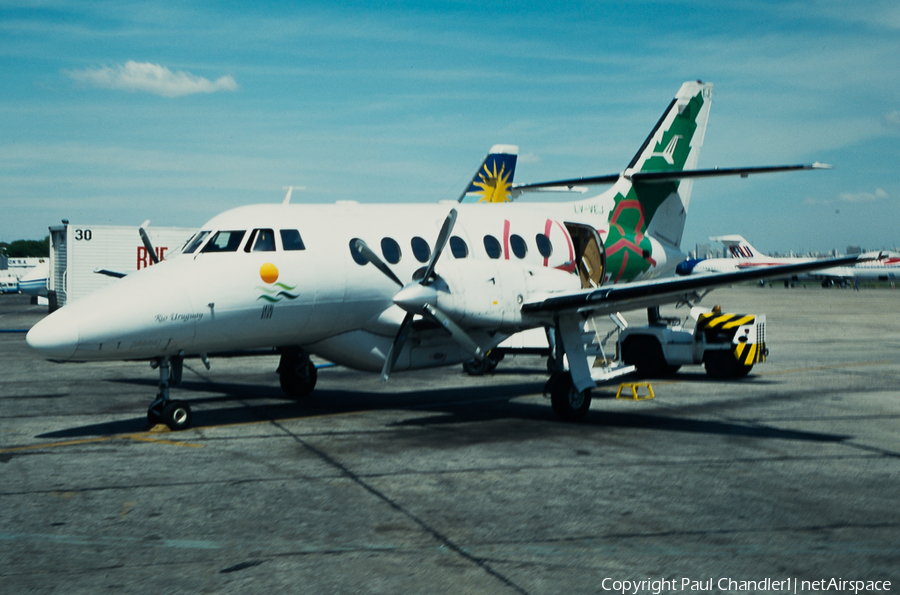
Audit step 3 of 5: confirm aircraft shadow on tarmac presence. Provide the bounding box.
[35,372,847,446]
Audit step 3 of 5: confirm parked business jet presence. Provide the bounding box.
[17,260,50,298]
[27,81,866,430]
[677,235,898,286]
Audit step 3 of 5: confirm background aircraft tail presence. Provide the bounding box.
[458,145,518,203]
[711,234,763,258]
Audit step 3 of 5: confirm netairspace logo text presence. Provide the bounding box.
[600,577,892,594]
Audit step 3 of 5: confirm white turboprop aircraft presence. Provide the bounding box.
[26,81,868,430]
[677,235,899,287]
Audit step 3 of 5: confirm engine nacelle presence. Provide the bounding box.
[430,259,581,331]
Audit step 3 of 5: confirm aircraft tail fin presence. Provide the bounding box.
[458,145,518,203]
[620,81,713,248]
[712,235,764,258]
[570,81,712,282]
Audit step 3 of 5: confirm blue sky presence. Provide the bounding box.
[3,0,899,254]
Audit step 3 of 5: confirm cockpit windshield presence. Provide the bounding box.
[201,230,247,253]
[182,231,211,254]
[244,229,276,252]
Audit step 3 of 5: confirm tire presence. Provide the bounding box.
[162,400,192,431]
[622,336,679,378]
[279,354,318,398]
[147,406,163,426]
[704,350,751,379]
[462,358,498,376]
[547,373,591,422]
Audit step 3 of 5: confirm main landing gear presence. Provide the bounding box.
[147,356,193,431]
[277,348,318,398]
[545,372,592,422]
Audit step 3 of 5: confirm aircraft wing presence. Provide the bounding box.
[521,254,866,320]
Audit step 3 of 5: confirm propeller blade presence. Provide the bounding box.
[421,303,484,361]
[420,209,457,284]
[353,239,404,287]
[139,226,160,265]
[381,311,415,383]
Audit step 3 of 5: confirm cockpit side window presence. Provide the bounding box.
[280,229,306,251]
[183,231,211,254]
[245,228,276,252]
[201,230,246,253]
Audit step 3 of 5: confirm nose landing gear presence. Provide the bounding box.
[147,356,193,431]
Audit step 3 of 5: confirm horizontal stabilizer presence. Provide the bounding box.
[511,162,830,195]
[628,162,831,183]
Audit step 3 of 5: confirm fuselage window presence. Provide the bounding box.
[202,230,246,253]
[535,233,553,258]
[449,236,468,259]
[349,238,367,265]
[410,236,431,263]
[510,234,527,259]
[483,235,502,259]
[280,229,306,251]
[381,237,401,264]
[244,229,276,252]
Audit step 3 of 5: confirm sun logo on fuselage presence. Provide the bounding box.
[257,263,299,303]
[260,263,279,284]
[474,162,512,203]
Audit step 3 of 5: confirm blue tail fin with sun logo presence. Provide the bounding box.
[458,145,518,203]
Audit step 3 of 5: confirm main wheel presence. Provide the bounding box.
[704,350,751,379]
[622,336,680,377]
[546,373,591,422]
[279,353,318,398]
[147,405,163,427]
[161,400,192,431]
[462,357,499,376]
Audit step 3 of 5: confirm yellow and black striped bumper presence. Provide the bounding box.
[734,341,766,365]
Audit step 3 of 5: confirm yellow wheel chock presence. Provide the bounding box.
[616,382,655,400]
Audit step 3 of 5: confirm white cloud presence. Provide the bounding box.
[885,111,900,129]
[839,188,888,203]
[66,61,238,97]
[804,188,889,206]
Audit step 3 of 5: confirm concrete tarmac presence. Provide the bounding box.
[1,288,898,594]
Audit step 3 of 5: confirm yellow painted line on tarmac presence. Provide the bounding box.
[0,436,119,454]
[0,410,372,454]
[0,430,204,454]
[125,433,205,448]
[205,409,371,432]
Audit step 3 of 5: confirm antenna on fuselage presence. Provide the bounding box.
[281,186,306,204]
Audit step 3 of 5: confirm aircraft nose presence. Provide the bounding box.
[675,258,702,276]
[26,311,79,360]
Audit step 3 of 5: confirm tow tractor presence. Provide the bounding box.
[618,305,767,379]
[470,304,767,383]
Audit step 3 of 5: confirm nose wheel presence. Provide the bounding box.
[147,356,193,431]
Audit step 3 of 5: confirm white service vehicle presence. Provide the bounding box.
[619,306,767,379]
[472,305,767,384]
